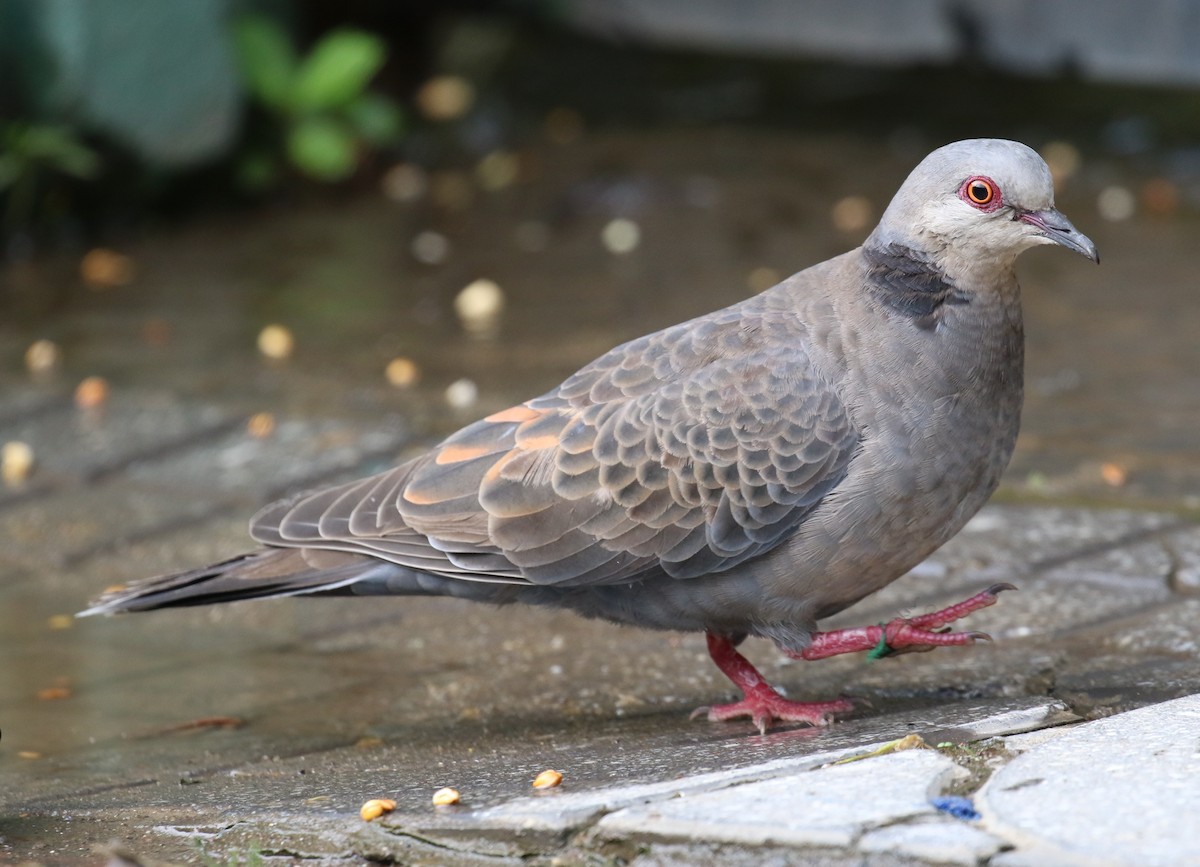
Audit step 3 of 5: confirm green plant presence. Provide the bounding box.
[0,122,100,230]
[233,14,403,185]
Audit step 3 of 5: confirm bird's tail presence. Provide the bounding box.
[78,547,396,616]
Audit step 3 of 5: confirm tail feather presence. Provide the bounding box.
[79,548,396,616]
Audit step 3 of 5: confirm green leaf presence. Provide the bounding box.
[286,116,357,180]
[233,15,298,110]
[12,125,100,178]
[344,93,404,146]
[292,29,385,111]
[0,155,19,191]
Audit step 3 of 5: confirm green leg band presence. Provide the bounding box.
[867,627,893,660]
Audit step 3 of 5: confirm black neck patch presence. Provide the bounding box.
[862,242,968,327]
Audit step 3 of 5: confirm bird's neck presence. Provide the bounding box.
[860,236,1022,321]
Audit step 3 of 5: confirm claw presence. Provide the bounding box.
[986,582,1018,595]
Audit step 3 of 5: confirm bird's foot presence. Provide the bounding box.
[798,582,1016,661]
[698,632,855,733]
[693,691,856,735]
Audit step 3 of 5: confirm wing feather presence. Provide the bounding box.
[248,296,860,590]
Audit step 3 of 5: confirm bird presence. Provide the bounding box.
[83,139,1098,733]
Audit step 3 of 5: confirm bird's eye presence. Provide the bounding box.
[964,177,997,207]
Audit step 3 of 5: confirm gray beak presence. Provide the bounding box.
[1019,208,1100,263]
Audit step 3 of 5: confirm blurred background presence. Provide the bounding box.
[2,2,1200,858]
[3,0,1200,508]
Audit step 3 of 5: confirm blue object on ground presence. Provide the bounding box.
[931,795,981,821]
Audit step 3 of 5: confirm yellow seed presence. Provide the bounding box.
[25,339,61,374]
[431,786,461,806]
[80,248,135,288]
[37,686,71,701]
[18,751,41,760]
[2,441,35,486]
[246,412,276,439]
[476,151,520,191]
[532,769,563,789]
[47,614,73,630]
[1100,462,1128,487]
[385,357,420,388]
[454,279,505,333]
[444,378,478,409]
[74,376,110,409]
[416,76,475,121]
[382,162,428,202]
[360,798,396,821]
[601,218,640,254]
[257,324,294,360]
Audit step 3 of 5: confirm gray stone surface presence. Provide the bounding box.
[980,694,1200,867]
[859,821,1005,865]
[595,749,959,848]
[3,126,1200,864]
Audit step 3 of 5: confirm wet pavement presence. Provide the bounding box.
[2,126,1199,864]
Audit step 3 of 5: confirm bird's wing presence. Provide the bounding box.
[251,305,861,586]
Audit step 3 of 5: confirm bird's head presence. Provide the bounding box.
[870,139,1098,268]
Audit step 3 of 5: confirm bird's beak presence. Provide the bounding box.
[1018,208,1099,263]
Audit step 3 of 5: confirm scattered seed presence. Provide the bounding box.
[432,787,461,806]
[385,357,420,388]
[476,151,520,191]
[24,339,60,374]
[416,76,475,121]
[75,376,110,410]
[47,614,73,630]
[1100,462,1128,487]
[454,279,505,333]
[532,769,563,789]
[257,324,294,361]
[18,751,41,760]
[360,798,396,821]
[37,686,71,701]
[246,412,276,439]
[2,441,35,486]
[382,162,428,202]
[80,248,135,289]
[601,218,641,254]
[1097,185,1135,221]
[411,230,450,265]
[445,378,478,409]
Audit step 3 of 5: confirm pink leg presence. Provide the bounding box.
[797,583,1016,662]
[696,583,1015,733]
[694,632,855,734]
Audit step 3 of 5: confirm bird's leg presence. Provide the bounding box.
[796,583,1016,662]
[694,632,855,734]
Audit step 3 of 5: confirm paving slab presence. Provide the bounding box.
[593,749,961,849]
[858,821,1006,866]
[979,694,1200,867]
